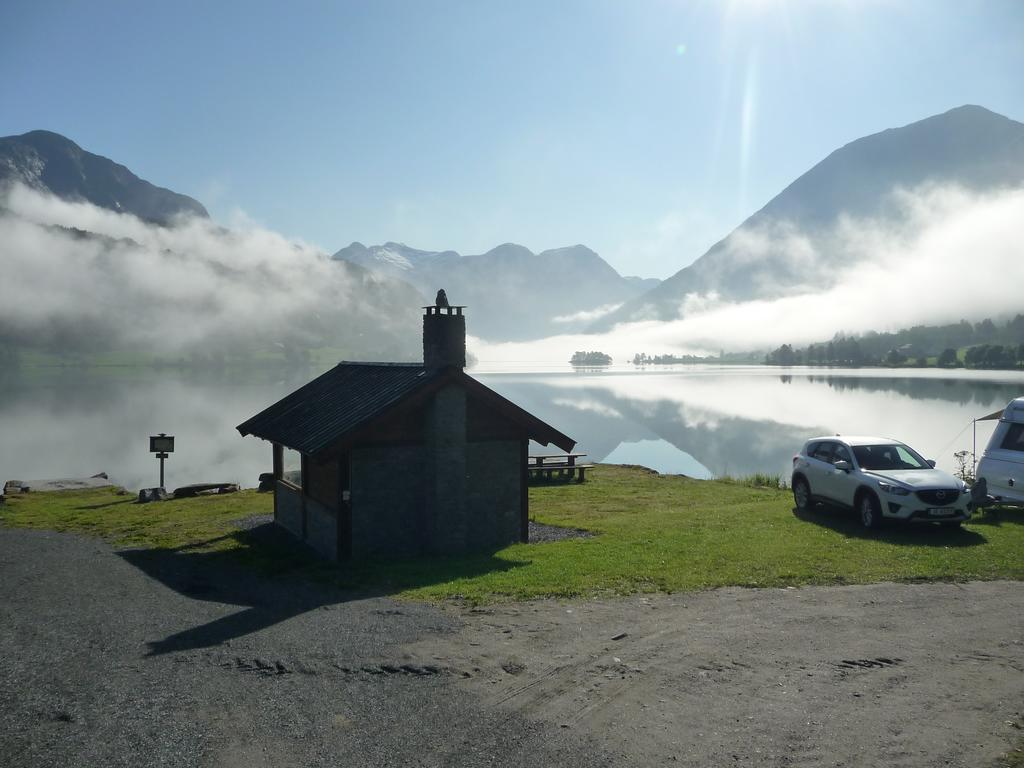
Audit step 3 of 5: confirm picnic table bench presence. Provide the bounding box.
[527,453,594,483]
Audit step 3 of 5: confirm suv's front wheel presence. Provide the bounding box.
[859,492,882,530]
[793,477,812,511]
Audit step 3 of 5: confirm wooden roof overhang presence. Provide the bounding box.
[237,363,576,460]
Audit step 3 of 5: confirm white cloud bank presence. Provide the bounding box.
[0,184,416,357]
[551,303,623,324]
[475,185,1024,363]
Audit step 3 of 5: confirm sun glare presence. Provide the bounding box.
[725,0,791,17]
[731,0,780,7]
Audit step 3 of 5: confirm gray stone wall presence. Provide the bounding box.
[271,383,526,561]
[275,482,303,539]
[305,497,338,560]
[466,440,522,549]
[350,444,427,559]
[426,385,467,554]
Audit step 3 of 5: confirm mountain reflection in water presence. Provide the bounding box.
[1,365,1021,490]
[479,366,1024,480]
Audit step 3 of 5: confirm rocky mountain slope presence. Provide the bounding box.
[0,130,208,225]
[593,105,1024,329]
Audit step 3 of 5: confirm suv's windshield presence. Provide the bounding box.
[853,444,930,471]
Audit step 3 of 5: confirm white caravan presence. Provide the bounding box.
[975,397,1024,506]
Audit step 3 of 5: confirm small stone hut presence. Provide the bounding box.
[237,301,575,560]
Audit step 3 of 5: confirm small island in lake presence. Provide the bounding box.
[633,352,710,365]
[570,351,612,367]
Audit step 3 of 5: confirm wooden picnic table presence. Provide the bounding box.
[527,453,594,483]
[530,452,587,467]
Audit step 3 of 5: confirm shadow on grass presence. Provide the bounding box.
[119,523,526,657]
[967,506,1024,527]
[792,504,986,547]
[75,499,134,511]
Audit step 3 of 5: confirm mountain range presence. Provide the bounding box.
[0,128,658,343]
[332,241,660,340]
[592,105,1024,330]
[3,103,1022,355]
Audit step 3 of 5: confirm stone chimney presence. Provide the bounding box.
[422,290,468,553]
[423,291,466,370]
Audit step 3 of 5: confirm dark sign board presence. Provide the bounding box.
[150,434,175,453]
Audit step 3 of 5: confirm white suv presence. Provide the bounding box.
[791,436,972,529]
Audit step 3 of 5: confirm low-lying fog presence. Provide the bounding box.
[478,185,1024,363]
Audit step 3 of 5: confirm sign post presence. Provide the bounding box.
[149,433,175,489]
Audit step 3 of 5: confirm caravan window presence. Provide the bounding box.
[1000,423,1024,453]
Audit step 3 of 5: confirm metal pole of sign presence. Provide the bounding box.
[158,452,168,488]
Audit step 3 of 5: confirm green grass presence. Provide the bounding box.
[716,471,785,489]
[2,466,1023,603]
[998,746,1024,768]
[995,720,1024,768]
[0,486,273,551]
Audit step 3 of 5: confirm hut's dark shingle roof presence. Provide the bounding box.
[236,363,435,456]
[236,362,575,455]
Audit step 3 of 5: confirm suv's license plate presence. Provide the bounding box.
[928,508,955,517]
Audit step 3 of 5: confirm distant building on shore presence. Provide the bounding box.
[237,296,575,560]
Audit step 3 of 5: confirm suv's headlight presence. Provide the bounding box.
[878,481,910,496]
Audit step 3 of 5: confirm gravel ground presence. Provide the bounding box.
[230,514,274,531]
[2,526,1022,767]
[527,521,594,543]
[0,527,611,768]
[410,585,1024,767]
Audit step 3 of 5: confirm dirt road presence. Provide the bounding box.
[1,526,1021,766]
[411,583,1024,766]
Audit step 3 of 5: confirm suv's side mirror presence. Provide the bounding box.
[834,460,852,472]
[927,459,936,468]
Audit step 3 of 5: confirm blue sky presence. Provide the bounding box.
[2,0,1022,278]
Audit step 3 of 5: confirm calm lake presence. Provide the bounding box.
[2,364,1022,491]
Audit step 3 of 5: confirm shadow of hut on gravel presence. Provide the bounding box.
[120,522,526,657]
[791,505,987,547]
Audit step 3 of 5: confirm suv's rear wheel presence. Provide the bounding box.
[859,492,882,530]
[793,477,812,511]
